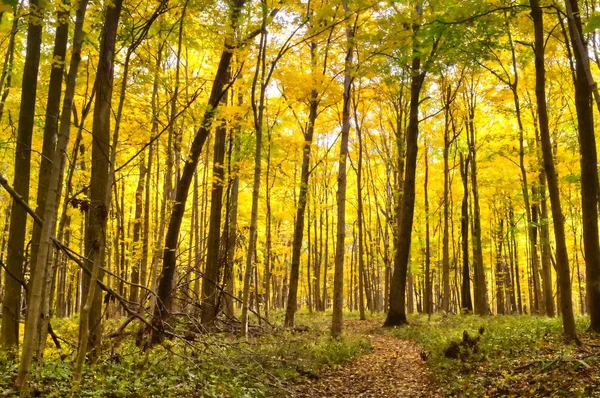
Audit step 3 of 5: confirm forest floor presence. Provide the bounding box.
[286,318,441,397]
[284,314,600,398]
[3,312,600,397]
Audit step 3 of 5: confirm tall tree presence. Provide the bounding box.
[153,0,247,340]
[460,152,472,312]
[241,1,268,336]
[73,0,124,382]
[201,70,229,327]
[1,0,44,349]
[563,0,600,333]
[284,34,320,326]
[465,76,487,316]
[384,4,434,326]
[530,0,577,339]
[331,0,354,338]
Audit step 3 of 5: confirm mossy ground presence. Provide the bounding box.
[388,314,600,397]
[0,310,370,397]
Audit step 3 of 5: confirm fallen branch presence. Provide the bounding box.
[515,354,600,372]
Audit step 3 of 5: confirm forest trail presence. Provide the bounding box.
[287,319,441,397]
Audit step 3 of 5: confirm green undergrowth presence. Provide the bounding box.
[389,314,600,397]
[0,310,370,397]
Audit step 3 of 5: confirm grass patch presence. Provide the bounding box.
[0,311,370,397]
[388,314,600,397]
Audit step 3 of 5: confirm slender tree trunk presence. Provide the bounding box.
[531,0,577,339]
[200,71,229,328]
[17,3,74,383]
[74,0,123,381]
[29,5,69,289]
[504,18,542,314]
[331,0,354,338]
[538,166,554,316]
[356,107,366,320]
[441,86,453,313]
[241,10,268,335]
[284,57,318,327]
[322,195,329,310]
[460,153,472,312]
[563,0,600,334]
[495,218,505,314]
[263,127,273,320]
[509,207,523,314]
[153,0,246,341]
[141,141,153,296]
[466,82,487,316]
[424,140,432,315]
[1,0,43,349]
[384,20,427,326]
[129,155,146,306]
[224,106,240,318]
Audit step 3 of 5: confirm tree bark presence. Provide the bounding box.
[29,5,68,287]
[331,0,354,338]
[384,23,426,326]
[152,0,246,341]
[199,71,229,328]
[460,152,472,312]
[424,139,432,315]
[531,0,577,340]
[241,7,269,335]
[284,45,318,327]
[563,0,600,334]
[465,80,487,316]
[74,0,123,381]
[1,0,43,349]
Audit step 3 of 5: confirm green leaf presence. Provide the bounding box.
[585,14,600,33]
[0,0,16,14]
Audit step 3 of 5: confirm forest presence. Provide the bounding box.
[1,0,600,396]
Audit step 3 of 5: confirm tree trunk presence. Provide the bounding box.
[224,108,240,318]
[200,71,229,328]
[17,3,74,383]
[424,140,432,315]
[384,22,426,326]
[465,81,487,316]
[152,0,246,341]
[495,218,505,314]
[563,0,600,334]
[356,102,366,321]
[241,10,269,335]
[538,165,554,316]
[460,152,472,312]
[532,0,577,340]
[130,155,146,306]
[331,0,354,338]
[74,0,123,381]
[1,0,43,349]
[284,47,318,326]
[29,5,69,290]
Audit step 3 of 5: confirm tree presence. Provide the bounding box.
[460,152,472,312]
[1,0,44,350]
[153,0,247,340]
[331,0,354,338]
[384,3,437,326]
[284,11,324,327]
[74,0,124,382]
[563,0,600,333]
[530,0,576,340]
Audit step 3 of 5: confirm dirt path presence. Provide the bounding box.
[288,319,441,398]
